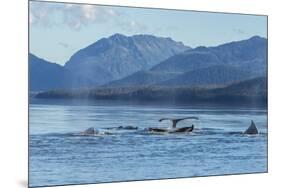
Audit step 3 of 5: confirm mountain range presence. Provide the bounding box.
[107,36,267,87]
[29,54,71,91]
[29,34,267,92]
[30,34,190,90]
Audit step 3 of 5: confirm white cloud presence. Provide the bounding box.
[29,2,59,27]
[30,1,151,33]
[30,2,117,30]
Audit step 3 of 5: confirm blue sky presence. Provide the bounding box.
[29,1,267,65]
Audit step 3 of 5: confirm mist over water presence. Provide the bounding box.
[29,99,267,187]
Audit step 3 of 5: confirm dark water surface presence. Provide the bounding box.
[29,99,267,187]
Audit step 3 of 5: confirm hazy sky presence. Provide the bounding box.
[29,1,267,65]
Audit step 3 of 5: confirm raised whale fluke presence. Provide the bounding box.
[159,117,199,128]
[244,120,258,135]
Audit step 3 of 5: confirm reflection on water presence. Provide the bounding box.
[29,99,267,187]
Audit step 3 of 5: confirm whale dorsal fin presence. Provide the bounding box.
[244,120,258,135]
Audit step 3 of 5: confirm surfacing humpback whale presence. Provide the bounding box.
[80,127,98,135]
[79,127,112,136]
[159,117,199,128]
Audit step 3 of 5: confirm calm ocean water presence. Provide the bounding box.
[29,99,267,187]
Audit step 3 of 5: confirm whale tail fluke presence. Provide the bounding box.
[244,120,258,135]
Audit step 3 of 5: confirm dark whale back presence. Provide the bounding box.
[81,127,97,135]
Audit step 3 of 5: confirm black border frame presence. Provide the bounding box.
[28,0,269,187]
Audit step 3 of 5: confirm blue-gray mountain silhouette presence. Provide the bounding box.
[63,33,190,87]
[30,34,189,91]
[107,36,267,87]
[151,36,266,73]
[29,54,71,91]
[29,35,267,91]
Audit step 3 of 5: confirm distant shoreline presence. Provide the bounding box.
[32,77,267,107]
